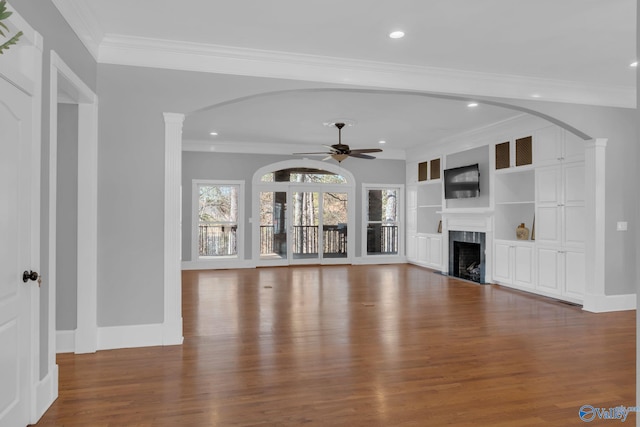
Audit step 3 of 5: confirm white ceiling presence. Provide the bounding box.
[53,0,637,158]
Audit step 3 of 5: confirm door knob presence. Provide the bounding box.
[23,270,39,283]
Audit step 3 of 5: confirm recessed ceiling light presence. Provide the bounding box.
[467,102,478,108]
[630,61,638,67]
[209,132,218,136]
[379,140,386,144]
[389,31,405,39]
[531,94,541,98]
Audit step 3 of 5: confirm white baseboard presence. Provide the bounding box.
[56,330,76,353]
[353,256,407,265]
[97,323,166,350]
[583,293,636,313]
[181,259,256,270]
[33,364,58,424]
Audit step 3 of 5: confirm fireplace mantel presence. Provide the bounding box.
[439,208,493,233]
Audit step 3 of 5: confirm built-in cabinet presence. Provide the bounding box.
[534,140,585,302]
[406,123,586,305]
[406,165,444,269]
[493,240,534,289]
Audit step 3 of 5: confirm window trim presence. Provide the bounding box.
[192,179,245,261]
[361,183,405,258]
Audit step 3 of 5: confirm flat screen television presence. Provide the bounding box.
[444,163,480,199]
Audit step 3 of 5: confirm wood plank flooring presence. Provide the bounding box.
[34,265,635,426]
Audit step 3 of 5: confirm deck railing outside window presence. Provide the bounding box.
[199,223,238,256]
[259,225,352,256]
[367,224,399,255]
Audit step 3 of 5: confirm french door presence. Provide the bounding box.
[258,186,350,265]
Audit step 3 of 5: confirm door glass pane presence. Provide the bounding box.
[367,189,399,255]
[260,191,287,259]
[198,184,239,257]
[292,191,319,259]
[323,192,348,258]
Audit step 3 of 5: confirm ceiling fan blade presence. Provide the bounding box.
[348,153,377,159]
[348,148,383,154]
[293,151,332,155]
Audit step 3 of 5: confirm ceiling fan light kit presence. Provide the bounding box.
[294,122,383,163]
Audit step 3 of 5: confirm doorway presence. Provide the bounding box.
[259,188,349,264]
[254,160,355,266]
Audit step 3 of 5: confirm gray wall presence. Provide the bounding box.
[56,104,78,331]
[96,64,354,327]
[10,0,97,378]
[182,152,406,261]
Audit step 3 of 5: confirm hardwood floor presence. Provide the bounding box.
[34,265,635,426]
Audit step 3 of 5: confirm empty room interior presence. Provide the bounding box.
[0,1,638,426]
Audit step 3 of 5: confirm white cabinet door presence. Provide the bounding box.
[493,241,512,283]
[416,234,428,264]
[536,165,562,205]
[427,235,442,267]
[513,245,534,288]
[533,126,563,166]
[564,249,586,301]
[535,205,561,245]
[563,163,585,204]
[536,247,561,295]
[563,132,586,163]
[564,205,585,247]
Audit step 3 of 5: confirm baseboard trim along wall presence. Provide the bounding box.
[353,256,407,265]
[181,260,256,270]
[56,330,76,353]
[582,293,636,313]
[97,323,166,350]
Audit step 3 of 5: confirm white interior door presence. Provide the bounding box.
[0,77,36,426]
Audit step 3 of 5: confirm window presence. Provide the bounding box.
[364,185,403,256]
[193,180,244,258]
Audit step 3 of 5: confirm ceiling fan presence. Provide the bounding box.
[294,122,383,162]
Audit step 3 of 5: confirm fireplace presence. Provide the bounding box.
[449,231,486,283]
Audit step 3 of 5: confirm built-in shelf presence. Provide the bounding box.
[494,164,535,174]
[419,204,442,208]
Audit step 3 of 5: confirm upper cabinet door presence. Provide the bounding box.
[533,126,563,166]
[535,165,562,205]
[563,162,585,205]
[563,131,586,163]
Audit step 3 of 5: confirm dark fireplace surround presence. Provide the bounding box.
[448,231,486,284]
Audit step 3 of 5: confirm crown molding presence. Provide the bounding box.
[99,35,635,109]
[51,0,103,60]
[182,139,406,160]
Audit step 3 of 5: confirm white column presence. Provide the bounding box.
[163,113,185,345]
[582,138,607,312]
